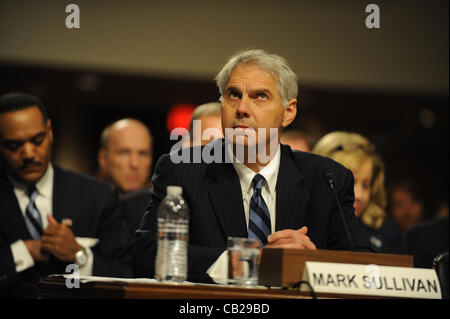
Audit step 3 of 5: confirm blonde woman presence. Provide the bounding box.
[313,132,401,253]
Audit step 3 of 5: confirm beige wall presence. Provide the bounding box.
[0,0,448,93]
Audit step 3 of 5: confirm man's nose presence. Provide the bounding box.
[236,95,250,118]
[129,153,140,169]
[21,142,36,159]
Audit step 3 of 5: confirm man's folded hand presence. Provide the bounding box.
[265,226,317,250]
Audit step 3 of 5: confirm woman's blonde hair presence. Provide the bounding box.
[312,132,387,230]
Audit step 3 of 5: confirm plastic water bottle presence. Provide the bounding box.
[155,186,189,282]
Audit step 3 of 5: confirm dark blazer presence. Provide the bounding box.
[119,188,151,279]
[363,218,403,254]
[404,216,449,268]
[120,187,151,249]
[0,165,132,298]
[132,140,371,283]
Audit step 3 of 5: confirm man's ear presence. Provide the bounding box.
[47,119,54,144]
[281,98,297,128]
[98,149,106,170]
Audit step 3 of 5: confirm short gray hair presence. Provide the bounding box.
[215,48,298,107]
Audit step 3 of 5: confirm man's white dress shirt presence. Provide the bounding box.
[207,144,281,283]
[9,165,95,275]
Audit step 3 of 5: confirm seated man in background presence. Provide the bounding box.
[403,215,449,268]
[403,182,449,268]
[0,93,132,298]
[132,49,370,284]
[97,118,153,196]
[182,101,223,147]
[388,179,425,238]
[97,118,154,251]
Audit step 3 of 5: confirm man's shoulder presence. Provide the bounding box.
[156,140,222,169]
[121,188,151,223]
[0,173,14,203]
[407,216,449,237]
[157,142,350,174]
[0,171,10,187]
[286,146,350,177]
[53,165,114,194]
[121,187,150,201]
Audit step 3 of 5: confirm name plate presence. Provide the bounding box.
[302,262,441,299]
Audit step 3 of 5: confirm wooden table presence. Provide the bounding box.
[37,276,336,299]
[35,276,441,318]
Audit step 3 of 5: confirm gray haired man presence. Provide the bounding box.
[132,49,370,283]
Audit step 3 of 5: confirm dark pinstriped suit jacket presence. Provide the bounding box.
[0,165,132,298]
[132,139,370,283]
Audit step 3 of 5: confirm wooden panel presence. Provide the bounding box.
[259,248,413,287]
[38,277,124,299]
[37,276,396,299]
[124,283,313,299]
[37,276,316,299]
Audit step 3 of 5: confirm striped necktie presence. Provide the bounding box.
[248,174,271,248]
[25,185,43,239]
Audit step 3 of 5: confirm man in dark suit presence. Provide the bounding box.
[0,92,132,298]
[403,215,449,268]
[97,118,154,245]
[120,187,151,244]
[132,49,370,283]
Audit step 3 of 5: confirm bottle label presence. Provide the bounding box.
[155,219,189,282]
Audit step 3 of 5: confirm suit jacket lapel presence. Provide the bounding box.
[207,141,247,238]
[275,145,311,231]
[52,166,76,224]
[0,175,32,241]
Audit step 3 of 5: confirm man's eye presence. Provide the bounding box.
[139,151,150,157]
[2,142,21,151]
[228,91,240,99]
[31,136,44,146]
[257,93,268,99]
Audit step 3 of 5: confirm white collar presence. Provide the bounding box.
[8,164,54,198]
[231,144,281,196]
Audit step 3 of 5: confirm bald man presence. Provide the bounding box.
[98,118,153,196]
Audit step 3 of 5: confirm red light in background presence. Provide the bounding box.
[166,104,195,135]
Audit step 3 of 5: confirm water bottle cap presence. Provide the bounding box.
[166,185,183,196]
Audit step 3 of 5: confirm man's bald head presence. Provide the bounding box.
[101,119,152,150]
[98,118,153,195]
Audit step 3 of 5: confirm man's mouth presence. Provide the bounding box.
[127,173,141,180]
[233,125,254,130]
[232,126,256,137]
[20,164,42,172]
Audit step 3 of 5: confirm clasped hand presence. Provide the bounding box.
[25,215,82,262]
[265,226,317,250]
